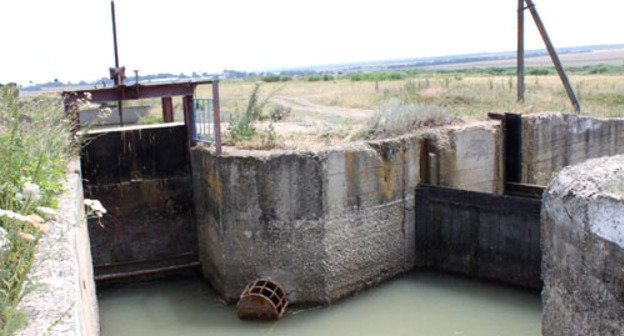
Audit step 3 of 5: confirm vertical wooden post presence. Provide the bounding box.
[524,0,581,113]
[182,95,196,146]
[161,97,174,123]
[212,80,222,156]
[517,0,525,102]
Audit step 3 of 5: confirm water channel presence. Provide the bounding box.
[98,271,542,336]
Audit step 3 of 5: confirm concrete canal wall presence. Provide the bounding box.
[190,121,505,304]
[63,112,624,310]
[521,113,624,185]
[542,155,624,335]
[16,161,99,336]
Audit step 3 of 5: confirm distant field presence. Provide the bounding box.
[189,72,624,149]
[420,48,624,70]
[24,48,624,149]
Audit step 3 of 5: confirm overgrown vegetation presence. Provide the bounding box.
[346,64,624,82]
[226,83,284,149]
[351,71,407,81]
[362,98,458,138]
[270,104,291,121]
[197,64,624,148]
[0,86,80,335]
[228,82,266,140]
[262,75,291,83]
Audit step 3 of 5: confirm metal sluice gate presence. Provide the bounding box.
[192,98,215,145]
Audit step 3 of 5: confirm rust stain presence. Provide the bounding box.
[203,169,223,206]
[376,154,396,200]
[264,175,271,194]
[345,151,354,184]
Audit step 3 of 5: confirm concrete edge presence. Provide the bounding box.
[15,159,99,336]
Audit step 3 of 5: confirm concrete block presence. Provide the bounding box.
[522,113,624,185]
[542,155,624,335]
[191,121,505,304]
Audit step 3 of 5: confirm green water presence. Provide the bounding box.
[98,272,542,336]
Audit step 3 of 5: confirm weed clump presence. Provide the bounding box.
[226,83,285,149]
[365,98,458,138]
[0,85,80,334]
[228,83,268,140]
[270,105,291,122]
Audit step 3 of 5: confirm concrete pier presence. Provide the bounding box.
[190,122,506,304]
[541,155,624,335]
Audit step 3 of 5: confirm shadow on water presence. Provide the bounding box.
[98,271,542,336]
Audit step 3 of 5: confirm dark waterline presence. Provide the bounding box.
[98,271,542,336]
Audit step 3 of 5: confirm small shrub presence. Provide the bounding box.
[228,83,264,141]
[527,68,551,76]
[270,105,291,121]
[228,83,280,142]
[350,73,363,81]
[366,98,457,137]
[399,80,420,103]
[259,123,280,149]
[262,75,281,83]
[322,74,335,81]
[588,65,609,74]
[307,75,321,82]
[349,71,407,82]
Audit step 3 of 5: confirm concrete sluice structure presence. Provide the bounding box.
[541,155,624,335]
[190,121,511,304]
[22,112,623,335]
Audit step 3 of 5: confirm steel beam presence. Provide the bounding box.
[212,80,222,155]
[62,82,211,105]
[182,95,195,146]
[161,97,174,122]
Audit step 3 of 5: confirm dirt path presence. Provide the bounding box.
[271,96,373,120]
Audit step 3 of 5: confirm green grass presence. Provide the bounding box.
[345,64,624,82]
[0,86,79,335]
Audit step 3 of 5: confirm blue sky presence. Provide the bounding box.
[1,0,623,84]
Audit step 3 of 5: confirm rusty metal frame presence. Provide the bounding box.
[62,81,212,105]
[62,79,222,154]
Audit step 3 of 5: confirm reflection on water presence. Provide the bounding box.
[98,272,542,336]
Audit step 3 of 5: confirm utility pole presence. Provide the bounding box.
[517,0,525,102]
[110,0,125,126]
[524,0,581,113]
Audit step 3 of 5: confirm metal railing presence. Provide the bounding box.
[192,98,215,144]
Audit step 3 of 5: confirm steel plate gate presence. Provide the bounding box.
[415,184,542,289]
